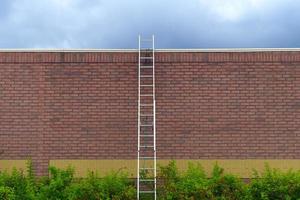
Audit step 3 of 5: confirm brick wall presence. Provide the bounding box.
[0,51,299,175]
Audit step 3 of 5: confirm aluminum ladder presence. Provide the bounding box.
[137,35,157,200]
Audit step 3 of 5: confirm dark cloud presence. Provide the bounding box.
[0,0,299,48]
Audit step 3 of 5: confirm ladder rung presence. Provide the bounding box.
[140,114,153,116]
[140,157,154,159]
[140,94,153,96]
[140,168,155,170]
[140,57,153,59]
[140,179,155,182]
[140,135,154,137]
[140,66,153,68]
[139,191,155,193]
[140,85,153,87]
[140,104,153,106]
[140,75,153,77]
[140,145,154,148]
[140,124,153,127]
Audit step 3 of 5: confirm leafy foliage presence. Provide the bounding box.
[248,165,300,200]
[1,160,300,200]
[67,170,135,200]
[0,163,36,200]
[208,164,248,200]
[157,161,247,200]
[37,166,75,200]
[0,186,16,200]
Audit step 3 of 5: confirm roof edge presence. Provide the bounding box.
[0,48,300,53]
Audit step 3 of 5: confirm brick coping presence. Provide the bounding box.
[0,51,300,63]
[0,48,300,52]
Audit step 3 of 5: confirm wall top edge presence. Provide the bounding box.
[0,48,300,53]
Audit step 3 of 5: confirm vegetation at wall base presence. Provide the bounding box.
[1,160,300,199]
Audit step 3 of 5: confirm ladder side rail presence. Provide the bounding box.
[152,35,157,200]
[137,35,141,200]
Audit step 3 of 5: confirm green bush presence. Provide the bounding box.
[0,186,16,200]
[248,165,300,200]
[157,161,247,200]
[37,166,75,200]
[67,170,135,200]
[208,165,248,200]
[0,160,36,200]
[66,171,103,200]
[176,163,209,199]
[2,160,300,199]
[100,170,136,200]
[157,160,180,199]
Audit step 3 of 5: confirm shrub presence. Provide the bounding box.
[0,162,136,200]
[0,160,37,200]
[208,164,248,200]
[177,163,209,199]
[248,165,300,200]
[100,170,135,200]
[158,160,181,199]
[37,166,74,200]
[66,170,136,200]
[2,160,300,199]
[66,171,102,200]
[0,186,16,200]
[158,161,247,200]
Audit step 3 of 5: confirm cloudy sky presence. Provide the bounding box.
[0,0,299,48]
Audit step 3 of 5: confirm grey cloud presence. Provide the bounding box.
[0,0,299,48]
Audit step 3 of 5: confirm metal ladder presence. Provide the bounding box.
[137,35,156,200]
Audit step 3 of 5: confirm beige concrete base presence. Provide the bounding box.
[2,159,300,178]
[0,160,27,172]
[50,159,300,178]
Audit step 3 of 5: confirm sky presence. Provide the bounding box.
[0,0,299,49]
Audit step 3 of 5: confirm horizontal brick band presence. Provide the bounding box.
[0,52,137,63]
[1,51,300,63]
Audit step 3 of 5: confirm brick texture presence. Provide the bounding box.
[0,51,299,175]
